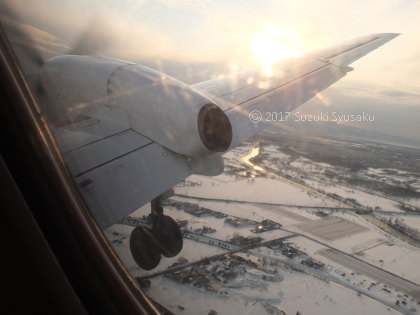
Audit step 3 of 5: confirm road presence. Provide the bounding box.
[249,251,411,314]
[319,248,420,300]
[138,234,297,280]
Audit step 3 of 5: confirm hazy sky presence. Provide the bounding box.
[3,0,420,142]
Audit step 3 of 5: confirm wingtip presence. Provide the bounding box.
[370,32,400,38]
[381,33,401,39]
[369,33,400,45]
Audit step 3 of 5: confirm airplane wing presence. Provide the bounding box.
[193,33,399,148]
[39,33,397,228]
[51,107,193,228]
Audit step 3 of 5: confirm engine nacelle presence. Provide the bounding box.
[40,55,232,157]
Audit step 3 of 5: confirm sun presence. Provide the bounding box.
[251,26,302,77]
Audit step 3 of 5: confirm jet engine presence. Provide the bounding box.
[40,55,232,157]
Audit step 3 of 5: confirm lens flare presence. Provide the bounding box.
[252,27,302,77]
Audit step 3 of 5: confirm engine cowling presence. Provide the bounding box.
[40,55,232,157]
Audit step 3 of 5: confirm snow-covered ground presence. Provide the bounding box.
[361,168,420,192]
[275,151,420,211]
[104,140,420,314]
[175,174,337,207]
[357,241,420,285]
[290,157,341,176]
[305,179,404,212]
[171,197,322,227]
[375,213,420,231]
[145,255,401,315]
[288,236,420,308]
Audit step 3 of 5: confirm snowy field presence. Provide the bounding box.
[145,256,401,315]
[304,179,404,212]
[104,140,420,314]
[175,174,338,207]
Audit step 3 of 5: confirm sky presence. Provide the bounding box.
[2,0,420,143]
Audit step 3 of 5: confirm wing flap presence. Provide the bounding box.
[52,106,130,153]
[74,142,192,228]
[53,108,192,228]
[198,59,328,112]
[226,63,348,148]
[64,129,152,176]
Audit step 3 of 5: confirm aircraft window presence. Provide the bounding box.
[2,1,420,314]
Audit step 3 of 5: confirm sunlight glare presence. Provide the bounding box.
[252,26,302,77]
